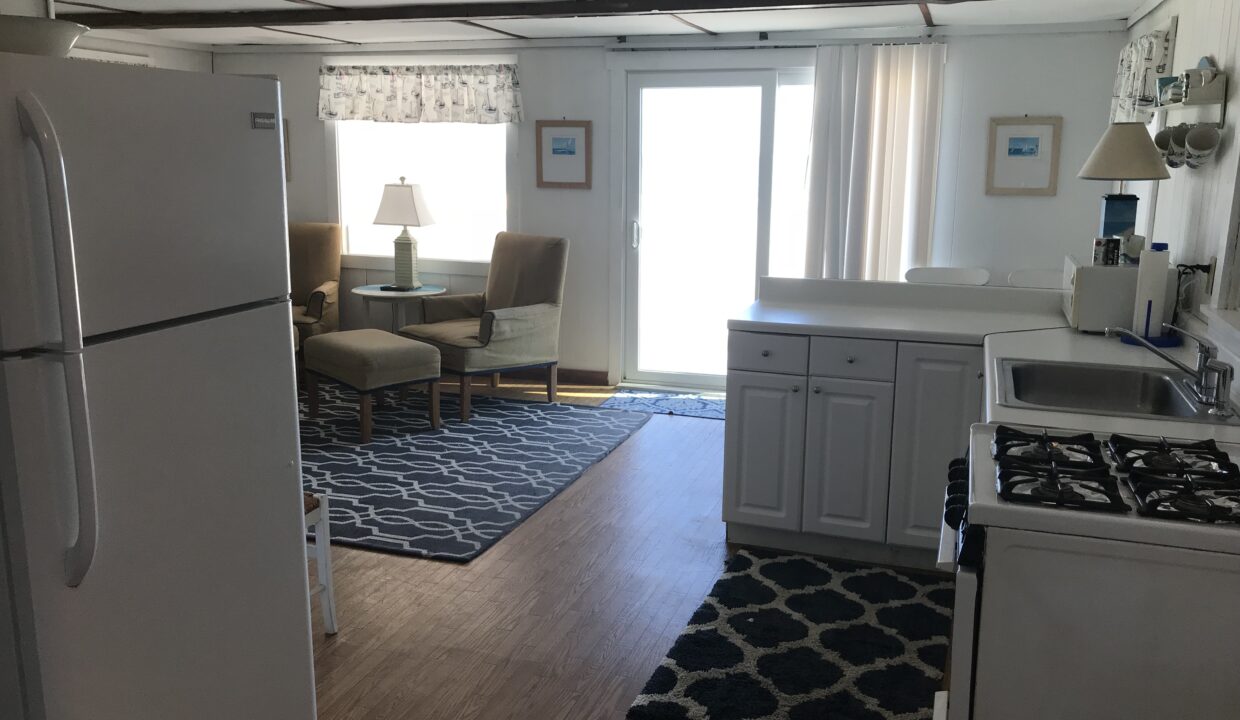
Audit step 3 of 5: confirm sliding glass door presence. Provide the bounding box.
[624,70,812,389]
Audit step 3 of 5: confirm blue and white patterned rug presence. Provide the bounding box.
[629,548,953,719]
[600,389,726,420]
[299,383,650,562]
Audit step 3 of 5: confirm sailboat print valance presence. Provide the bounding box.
[318,64,523,124]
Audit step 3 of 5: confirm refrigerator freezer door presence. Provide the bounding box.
[4,302,314,720]
[0,52,289,352]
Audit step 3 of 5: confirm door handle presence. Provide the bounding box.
[630,220,641,250]
[18,91,97,588]
[18,91,85,354]
[59,354,98,589]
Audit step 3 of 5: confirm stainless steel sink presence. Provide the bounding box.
[995,359,1240,425]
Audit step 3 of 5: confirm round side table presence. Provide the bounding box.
[351,284,448,333]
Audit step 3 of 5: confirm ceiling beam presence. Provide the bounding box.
[668,13,719,35]
[455,19,530,40]
[918,2,935,26]
[62,0,983,30]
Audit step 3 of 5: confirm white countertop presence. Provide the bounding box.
[985,327,1240,443]
[731,278,1069,345]
[729,302,1068,344]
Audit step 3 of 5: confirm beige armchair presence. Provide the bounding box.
[288,222,342,346]
[399,232,569,420]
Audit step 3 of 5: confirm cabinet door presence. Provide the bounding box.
[887,343,984,549]
[723,370,807,530]
[801,377,894,542]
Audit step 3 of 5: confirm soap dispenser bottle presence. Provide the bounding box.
[1132,242,1169,338]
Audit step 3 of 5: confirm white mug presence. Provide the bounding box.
[1186,125,1221,169]
[1166,124,1191,168]
[1153,128,1172,160]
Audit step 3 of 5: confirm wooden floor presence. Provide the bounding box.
[308,382,727,720]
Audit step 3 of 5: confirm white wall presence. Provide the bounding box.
[213,47,616,373]
[1130,0,1240,308]
[214,28,1126,376]
[931,30,1128,279]
[74,34,213,73]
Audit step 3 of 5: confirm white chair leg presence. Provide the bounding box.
[314,496,338,635]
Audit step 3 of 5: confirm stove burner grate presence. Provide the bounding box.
[993,427,1129,513]
[1109,434,1240,524]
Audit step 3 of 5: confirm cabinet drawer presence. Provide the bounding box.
[809,337,897,381]
[728,332,809,375]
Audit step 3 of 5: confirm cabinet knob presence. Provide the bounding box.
[791,385,801,393]
[812,386,822,394]
[977,371,984,379]
[845,356,856,364]
[761,349,771,357]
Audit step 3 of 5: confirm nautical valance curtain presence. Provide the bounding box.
[1110,30,1173,123]
[318,64,523,124]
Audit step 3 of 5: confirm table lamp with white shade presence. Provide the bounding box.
[1078,122,1170,239]
[374,177,434,290]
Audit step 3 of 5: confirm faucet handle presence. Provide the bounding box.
[1163,323,1217,357]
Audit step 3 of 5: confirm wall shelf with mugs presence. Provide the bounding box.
[1150,63,1226,172]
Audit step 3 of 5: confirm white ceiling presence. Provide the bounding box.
[52,0,1146,47]
[932,0,1141,25]
[483,15,699,39]
[683,6,926,34]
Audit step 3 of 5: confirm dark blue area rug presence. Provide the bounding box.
[299,383,650,562]
[600,389,726,420]
[629,549,954,720]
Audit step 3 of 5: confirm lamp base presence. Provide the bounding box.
[393,226,422,290]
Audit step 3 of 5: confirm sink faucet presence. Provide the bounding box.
[1105,323,1234,417]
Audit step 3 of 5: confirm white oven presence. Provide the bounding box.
[937,423,1240,720]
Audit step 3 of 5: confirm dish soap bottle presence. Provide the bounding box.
[1132,242,1169,338]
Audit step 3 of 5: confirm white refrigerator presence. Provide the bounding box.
[0,53,317,719]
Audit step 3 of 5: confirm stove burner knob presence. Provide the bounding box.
[947,480,969,496]
[944,495,968,530]
[812,386,822,394]
[760,349,770,357]
[790,385,800,393]
[845,356,856,364]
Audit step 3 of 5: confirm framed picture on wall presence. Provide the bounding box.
[536,120,592,189]
[986,116,1063,196]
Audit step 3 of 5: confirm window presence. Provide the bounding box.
[336,120,509,261]
[768,72,815,279]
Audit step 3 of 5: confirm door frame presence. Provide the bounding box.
[621,69,778,390]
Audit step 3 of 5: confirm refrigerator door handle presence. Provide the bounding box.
[16,90,85,354]
[59,354,98,588]
[17,91,98,587]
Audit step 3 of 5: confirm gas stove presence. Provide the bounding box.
[959,424,1240,558]
[991,425,1240,524]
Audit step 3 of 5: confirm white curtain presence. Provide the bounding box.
[804,44,946,281]
[317,64,523,124]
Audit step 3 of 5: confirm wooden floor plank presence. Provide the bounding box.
[308,413,726,720]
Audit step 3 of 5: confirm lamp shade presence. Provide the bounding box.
[373,177,434,227]
[1078,122,1171,181]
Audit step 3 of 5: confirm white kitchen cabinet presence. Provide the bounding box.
[801,377,894,542]
[886,343,984,549]
[723,369,807,531]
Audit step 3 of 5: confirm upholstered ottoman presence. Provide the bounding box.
[302,329,441,442]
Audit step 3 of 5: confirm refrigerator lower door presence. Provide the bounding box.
[4,302,314,720]
[0,52,289,352]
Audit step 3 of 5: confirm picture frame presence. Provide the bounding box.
[986,116,1063,196]
[536,120,592,190]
